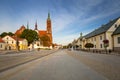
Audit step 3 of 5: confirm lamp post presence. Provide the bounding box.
[16,36,19,52]
[32,40,34,51]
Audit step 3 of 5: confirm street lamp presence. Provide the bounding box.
[16,36,19,52]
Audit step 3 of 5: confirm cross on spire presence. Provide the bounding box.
[47,12,51,20]
[27,21,29,29]
[35,20,38,30]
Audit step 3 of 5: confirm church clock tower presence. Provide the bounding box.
[47,12,52,34]
[46,12,53,46]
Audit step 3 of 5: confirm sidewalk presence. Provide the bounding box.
[0,50,28,55]
[72,49,120,56]
[0,50,17,54]
[0,50,58,73]
[66,50,120,80]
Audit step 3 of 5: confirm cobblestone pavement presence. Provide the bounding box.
[0,50,109,80]
[66,50,120,80]
[0,50,57,72]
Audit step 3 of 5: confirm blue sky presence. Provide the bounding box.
[0,0,120,45]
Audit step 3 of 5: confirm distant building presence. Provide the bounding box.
[2,35,28,50]
[15,13,53,49]
[53,43,62,49]
[75,33,83,49]
[28,40,42,50]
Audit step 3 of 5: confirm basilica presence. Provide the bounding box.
[15,13,53,49]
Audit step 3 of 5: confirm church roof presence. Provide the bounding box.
[113,25,120,35]
[39,30,47,36]
[85,17,120,39]
[15,25,26,35]
[20,25,26,29]
[11,36,24,41]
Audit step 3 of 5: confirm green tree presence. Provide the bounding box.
[0,32,8,37]
[0,32,14,38]
[20,29,39,45]
[8,32,14,36]
[85,43,94,51]
[40,35,50,47]
[63,46,67,49]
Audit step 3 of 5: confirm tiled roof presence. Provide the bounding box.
[11,36,24,41]
[113,25,120,35]
[85,17,120,38]
[0,38,5,43]
[3,35,24,41]
[15,25,26,35]
[39,30,47,36]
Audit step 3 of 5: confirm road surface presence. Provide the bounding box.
[0,50,57,72]
[0,50,119,80]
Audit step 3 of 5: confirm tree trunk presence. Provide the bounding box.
[105,47,107,54]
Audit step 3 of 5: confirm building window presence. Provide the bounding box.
[91,38,93,41]
[7,37,8,40]
[100,44,102,48]
[12,41,14,44]
[118,37,120,44]
[0,44,2,48]
[7,41,8,44]
[37,44,39,46]
[94,37,96,41]
[94,45,96,48]
[115,24,117,28]
[100,36,102,40]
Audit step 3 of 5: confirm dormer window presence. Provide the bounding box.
[12,41,14,44]
[115,24,117,28]
[0,44,2,48]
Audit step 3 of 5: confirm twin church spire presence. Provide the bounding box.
[25,12,52,46]
[26,20,38,30]
[33,12,51,31]
[26,12,51,30]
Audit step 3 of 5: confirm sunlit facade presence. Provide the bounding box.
[74,17,120,52]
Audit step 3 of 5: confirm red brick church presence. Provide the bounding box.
[15,13,53,47]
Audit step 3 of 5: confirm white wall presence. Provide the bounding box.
[113,34,120,47]
[0,43,6,50]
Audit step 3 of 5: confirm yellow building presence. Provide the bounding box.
[2,35,28,50]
